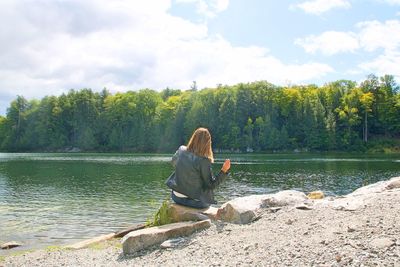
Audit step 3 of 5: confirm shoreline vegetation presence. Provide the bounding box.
[1,147,400,154]
[0,74,399,154]
[2,176,400,266]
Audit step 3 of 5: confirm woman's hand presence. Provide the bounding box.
[221,159,231,173]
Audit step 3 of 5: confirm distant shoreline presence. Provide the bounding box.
[1,149,400,154]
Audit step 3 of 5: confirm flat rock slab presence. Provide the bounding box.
[114,223,146,238]
[1,241,22,250]
[168,203,218,222]
[122,220,211,255]
[65,233,115,250]
[315,176,400,211]
[330,197,365,211]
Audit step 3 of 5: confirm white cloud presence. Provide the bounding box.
[382,0,400,4]
[211,0,229,12]
[357,20,400,52]
[295,31,359,55]
[157,38,333,87]
[297,19,400,55]
[0,0,333,114]
[294,0,351,15]
[296,18,400,80]
[358,20,400,80]
[359,51,400,79]
[175,0,229,17]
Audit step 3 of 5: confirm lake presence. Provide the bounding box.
[0,152,399,255]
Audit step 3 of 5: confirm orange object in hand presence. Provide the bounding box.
[221,159,231,173]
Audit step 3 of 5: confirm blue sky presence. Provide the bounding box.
[0,0,399,115]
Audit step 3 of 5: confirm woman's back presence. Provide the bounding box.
[166,128,230,208]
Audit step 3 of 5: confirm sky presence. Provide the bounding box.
[0,0,399,115]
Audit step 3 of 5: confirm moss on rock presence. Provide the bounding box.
[147,200,173,227]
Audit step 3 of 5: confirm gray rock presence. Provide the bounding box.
[216,195,265,224]
[295,204,313,210]
[216,191,309,224]
[217,202,258,224]
[160,237,185,249]
[268,207,281,213]
[386,177,400,190]
[114,223,146,238]
[316,178,400,211]
[167,203,218,223]
[331,197,365,211]
[263,190,309,207]
[65,233,115,249]
[370,237,395,249]
[1,241,22,249]
[347,226,356,232]
[285,219,295,225]
[121,220,211,255]
[349,176,400,196]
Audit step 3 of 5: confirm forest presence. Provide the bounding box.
[0,74,399,153]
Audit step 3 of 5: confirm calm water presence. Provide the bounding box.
[0,152,399,254]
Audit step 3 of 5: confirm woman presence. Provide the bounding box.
[166,127,230,208]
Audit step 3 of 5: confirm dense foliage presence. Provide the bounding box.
[0,74,399,153]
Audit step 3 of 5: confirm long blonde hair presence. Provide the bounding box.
[187,127,214,163]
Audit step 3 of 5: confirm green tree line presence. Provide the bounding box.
[0,74,399,153]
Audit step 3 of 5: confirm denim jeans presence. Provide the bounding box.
[171,191,209,209]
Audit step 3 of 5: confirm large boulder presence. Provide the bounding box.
[217,195,266,224]
[349,176,400,197]
[349,181,389,196]
[386,176,400,190]
[262,190,309,207]
[316,176,400,211]
[121,220,211,255]
[216,190,309,224]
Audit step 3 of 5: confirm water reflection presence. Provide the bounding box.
[0,156,173,255]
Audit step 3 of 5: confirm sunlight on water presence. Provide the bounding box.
[0,152,399,255]
[0,153,171,164]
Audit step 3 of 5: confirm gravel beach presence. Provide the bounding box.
[2,186,400,266]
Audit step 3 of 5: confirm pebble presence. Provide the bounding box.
[160,237,186,249]
[285,219,295,225]
[347,226,356,232]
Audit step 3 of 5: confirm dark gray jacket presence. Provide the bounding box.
[165,146,228,204]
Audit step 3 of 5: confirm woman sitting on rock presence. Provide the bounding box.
[166,127,230,209]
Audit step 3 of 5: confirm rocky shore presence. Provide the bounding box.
[2,177,400,266]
